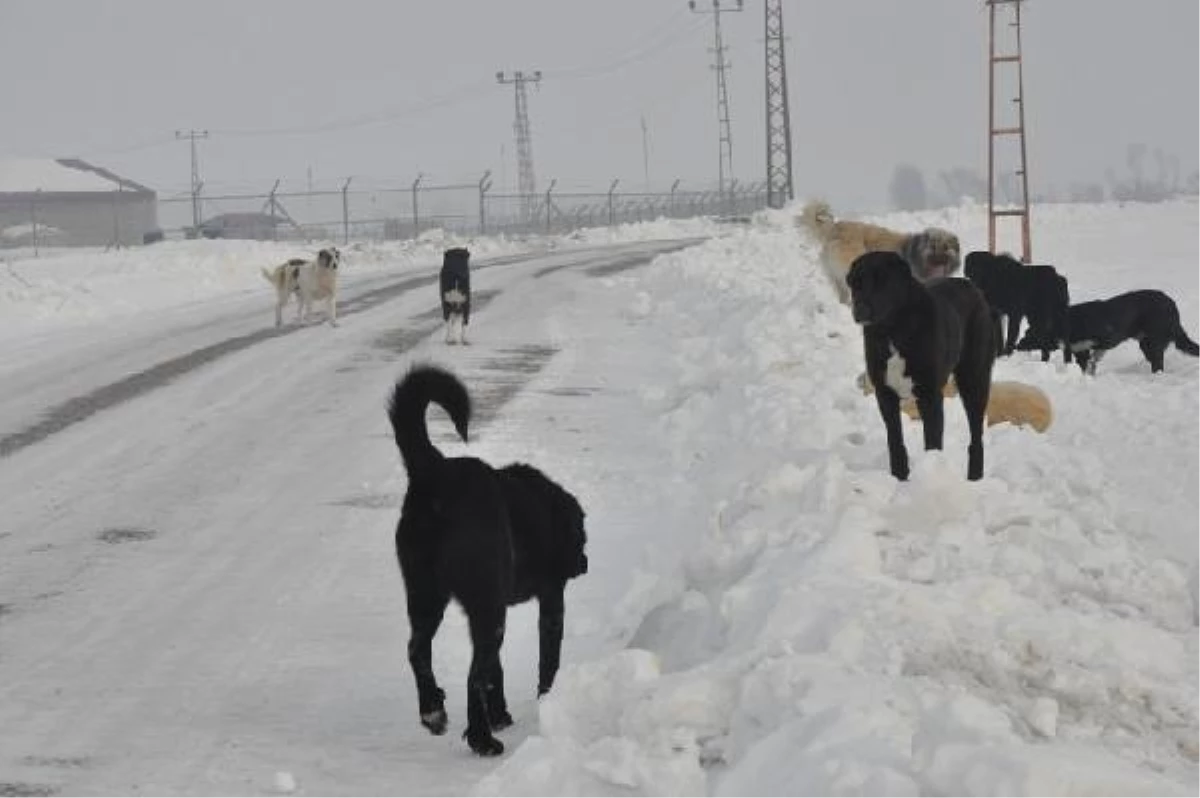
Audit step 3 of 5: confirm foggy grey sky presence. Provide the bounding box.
[1,0,1196,210]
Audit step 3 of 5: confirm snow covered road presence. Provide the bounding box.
[0,238,697,796]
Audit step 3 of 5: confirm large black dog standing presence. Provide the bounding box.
[387,365,588,756]
[847,252,997,481]
[440,247,472,345]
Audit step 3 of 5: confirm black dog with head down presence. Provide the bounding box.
[847,251,996,481]
[1020,289,1200,374]
[963,250,1070,360]
[387,365,588,756]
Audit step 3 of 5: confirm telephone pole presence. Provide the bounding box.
[689,0,743,213]
[175,129,209,230]
[763,0,794,208]
[496,70,542,224]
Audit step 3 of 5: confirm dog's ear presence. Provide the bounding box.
[550,488,588,581]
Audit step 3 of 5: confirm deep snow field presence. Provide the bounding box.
[0,199,1195,796]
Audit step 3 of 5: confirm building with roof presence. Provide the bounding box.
[0,158,157,248]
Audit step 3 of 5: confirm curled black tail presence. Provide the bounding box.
[1175,326,1200,357]
[387,365,471,480]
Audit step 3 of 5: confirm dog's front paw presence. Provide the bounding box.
[464,728,505,757]
[420,707,448,735]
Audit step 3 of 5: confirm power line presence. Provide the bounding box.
[551,12,707,81]
[212,81,496,138]
[77,134,179,159]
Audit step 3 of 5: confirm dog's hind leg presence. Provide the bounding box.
[463,608,506,756]
[537,587,566,696]
[1139,337,1167,373]
[486,623,513,730]
[405,589,451,735]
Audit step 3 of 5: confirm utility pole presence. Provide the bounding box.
[763,0,794,209]
[689,0,743,213]
[175,129,209,232]
[496,69,542,224]
[986,0,1033,262]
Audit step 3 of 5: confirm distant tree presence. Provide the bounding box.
[1186,170,1200,196]
[889,164,928,211]
[938,167,987,205]
[1068,182,1106,203]
[1109,143,1176,202]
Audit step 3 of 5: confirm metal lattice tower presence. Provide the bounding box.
[689,0,743,211]
[763,0,794,209]
[174,129,209,229]
[986,0,1032,262]
[496,70,542,223]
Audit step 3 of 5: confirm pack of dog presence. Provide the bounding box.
[387,364,588,756]
[847,251,997,481]
[440,247,472,345]
[261,246,341,327]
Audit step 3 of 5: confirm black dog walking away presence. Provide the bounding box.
[388,365,588,756]
[847,251,997,481]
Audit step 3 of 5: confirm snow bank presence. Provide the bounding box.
[478,200,1199,796]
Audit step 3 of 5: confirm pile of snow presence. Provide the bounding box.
[0,223,67,246]
[476,199,1199,796]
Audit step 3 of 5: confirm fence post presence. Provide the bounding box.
[478,170,492,235]
[411,173,424,238]
[607,179,620,227]
[669,179,681,218]
[544,178,557,233]
[341,177,353,245]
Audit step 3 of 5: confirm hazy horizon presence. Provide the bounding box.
[1,0,1196,212]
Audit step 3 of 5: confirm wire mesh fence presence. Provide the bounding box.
[153,176,771,244]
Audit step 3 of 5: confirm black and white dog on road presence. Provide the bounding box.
[847,251,997,482]
[440,247,472,345]
[387,365,589,756]
[1020,288,1200,374]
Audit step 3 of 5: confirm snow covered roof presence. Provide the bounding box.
[0,158,154,195]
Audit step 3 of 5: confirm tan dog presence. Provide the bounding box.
[798,200,961,303]
[856,373,1053,432]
